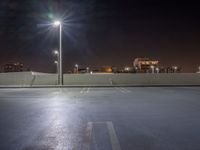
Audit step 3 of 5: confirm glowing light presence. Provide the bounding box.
[150,65,155,69]
[173,66,178,70]
[75,64,78,68]
[53,50,59,55]
[54,21,61,26]
[124,67,130,71]
[155,67,159,73]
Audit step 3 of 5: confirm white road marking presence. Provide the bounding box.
[83,121,121,150]
[86,88,90,93]
[121,87,131,93]
[82,122,93,150]
[80,88,86,94]
[115,87,130,93]
[107,121,122,150]
[116,88,126,93]
[53,91,61,95]
[80,88,90,94]
[115,87,122,93]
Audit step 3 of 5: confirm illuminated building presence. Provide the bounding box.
[133,58,159,73]
[3,62,23,72]
[101,66,113,73]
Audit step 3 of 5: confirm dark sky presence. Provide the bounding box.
[0,0,200,72]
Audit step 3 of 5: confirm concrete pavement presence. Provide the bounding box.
[0,87,200,150]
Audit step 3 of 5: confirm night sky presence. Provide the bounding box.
[0,0,200,73]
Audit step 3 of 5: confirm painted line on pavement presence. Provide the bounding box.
[80,88,90,94]
[82,121,121,150]
[121,87,131,93]
[107,121,122,150]
[115,87,128,93]
[80,88,86,94]
[82,122,93,150]
[86,88,90,93]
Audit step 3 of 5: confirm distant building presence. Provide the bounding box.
[73,67,90,74]
[101,66,113,73]
[164,66,182,73]
[3,62,23,72]
[133,58,159,73]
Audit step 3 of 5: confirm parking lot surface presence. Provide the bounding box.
[0,87,200,150]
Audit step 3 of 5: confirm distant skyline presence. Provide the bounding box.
[0,0,200,73]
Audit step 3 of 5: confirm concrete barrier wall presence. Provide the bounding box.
[0,72,200,86]
[31,74,57,86]
[64,74,113,86]
[0,72,33,87]
[64,73,200,86]
[0,72,57,87]
[111,73,200,85]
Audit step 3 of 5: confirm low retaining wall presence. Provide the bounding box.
[0,72,200,87]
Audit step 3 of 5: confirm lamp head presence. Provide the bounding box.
[54,50,59,55]
[53,21,61,26]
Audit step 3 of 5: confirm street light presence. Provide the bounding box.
[53,20,63,85]
[155,67,159,73]
[75,64,79,74]
[173,66,178,73]
[86,67,90,73]
[54,61,59,84]
[124,67,130,71]
[53,50,59,55]
[54,21,61,27]
[150,65,155,74]
[53,50,59,75]
[135,67,138,73]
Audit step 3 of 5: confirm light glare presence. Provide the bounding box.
[54,50,59,55]
[54,21,61,26]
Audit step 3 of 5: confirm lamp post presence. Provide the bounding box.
[53,50,59,73]
[173,66,178,73]
[53,21,63,85]
[54,60,58,73]
[86,67,90,73]
[150,65,155,74]
[155,67,159,74]
[75,64,79,74]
